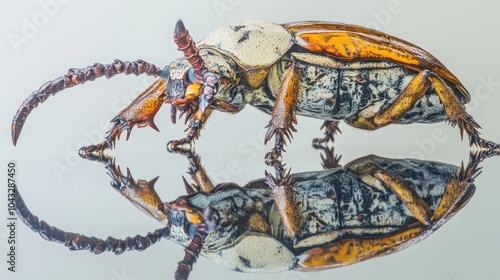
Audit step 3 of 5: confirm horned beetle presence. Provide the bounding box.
[15,139,496,279]
[12,19,500,243]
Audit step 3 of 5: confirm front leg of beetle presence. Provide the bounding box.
[167,106,214,153]
[167,19,220,154]
[82,78,167,156]
[264,62,302,243]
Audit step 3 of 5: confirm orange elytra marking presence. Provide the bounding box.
[296,226,424,270]
[284,22,469,102]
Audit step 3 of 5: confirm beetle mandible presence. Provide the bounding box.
[12,19,500,243]
[15,145,492,280]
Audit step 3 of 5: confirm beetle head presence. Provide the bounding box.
[162,202,220,246]
[161,59,201,124]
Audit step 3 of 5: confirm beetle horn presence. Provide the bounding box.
[173,19,206,77]
[11,59,162,146]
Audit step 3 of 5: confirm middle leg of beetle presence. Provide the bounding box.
[264,62,302,242]
[264,62,300,165]
[171,147,215,194]
[346,158,432,226]
[313,121,342,169]
[349,70,499,150]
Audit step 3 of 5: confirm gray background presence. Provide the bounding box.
[1,0,500,279]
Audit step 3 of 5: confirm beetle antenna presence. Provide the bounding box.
[175,226,207,280]
[173,20,206,77]
[14,185,167,255]
[12,59,162,146]
[175,205,219,280]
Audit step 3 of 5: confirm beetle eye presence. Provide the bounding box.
[186,67,195,84]
[185,223,196,239]
[161,66,170,80]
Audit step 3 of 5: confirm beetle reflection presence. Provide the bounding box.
[15,141,497,280]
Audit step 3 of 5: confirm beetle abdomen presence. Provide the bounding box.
[282,156,467,248]
[256,57,450,124]
[335,67,448,124]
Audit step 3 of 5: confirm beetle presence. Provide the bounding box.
[11,19,500,243]
[15,145,490,280]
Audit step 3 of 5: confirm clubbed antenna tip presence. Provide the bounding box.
[175,19,186,36]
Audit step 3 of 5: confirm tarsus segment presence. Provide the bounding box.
[12,59,162,146]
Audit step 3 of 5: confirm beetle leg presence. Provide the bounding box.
[80,78,167,155]
[346,158,432,225]
[427,74,499,150]
[347,70,499,150]
[313,120,341,146]
[85,153,168,223]
[372,169,432,225]
[167,107,214,153]
[314,144,342,170]
[262,62,302,243]
[347,70,430,130]
[431,151,486,222]
[264,62,300,165]
[312,121,342,169]
[265,165,301,243]
[12,59,162,146]
[174,205,219,280]
[174,148,215,194]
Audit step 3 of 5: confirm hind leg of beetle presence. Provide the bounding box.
[348,70,499,150]
[427,75,499,150]
[264,62,302,242]
[346,70,431,131]
[313,121,342,169]
[80,78,167,157]
[346,157,433,226]
[432,150,490,222]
